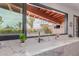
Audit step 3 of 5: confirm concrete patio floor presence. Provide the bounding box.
[0,35,79,56]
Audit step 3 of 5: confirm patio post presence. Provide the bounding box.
[22,3,27,36]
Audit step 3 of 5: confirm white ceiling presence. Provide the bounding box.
[58,3,79,11]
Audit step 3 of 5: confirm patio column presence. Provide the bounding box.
[22,3,27,35]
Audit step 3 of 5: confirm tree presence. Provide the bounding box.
[27,16,36,33]
[0,16,3,25]
[27,16,35,29]
[16,22,22,30]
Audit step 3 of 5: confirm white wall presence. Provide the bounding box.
[41,3,79,36]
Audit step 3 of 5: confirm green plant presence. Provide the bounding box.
[41,24,52,34]
[16,22,22,30]
[27,16,35,28]
[0,16,3,26]
[19,33,27,43]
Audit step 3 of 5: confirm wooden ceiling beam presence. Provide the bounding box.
[27,4,64,24]
[0,3,64,24]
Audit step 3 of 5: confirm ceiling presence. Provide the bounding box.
[27,4,65,24]
[0,3,65,24]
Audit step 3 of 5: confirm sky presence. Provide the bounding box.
[27,16,53,29]
[0,8,22,29]
[0,7,48,29]
[0,7,64,31]
[0,7,65,34]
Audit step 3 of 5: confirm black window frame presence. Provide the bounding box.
[0,3,25,40]
[26,3,68,38]
[0,3,68,40]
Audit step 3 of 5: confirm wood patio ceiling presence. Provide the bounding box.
[27,4,65,24]
[0,3,65,24]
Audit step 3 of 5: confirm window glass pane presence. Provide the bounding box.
[0,3,22,35]
[27,15,65,36]
[27,4,66,37]
[27,16,38,36]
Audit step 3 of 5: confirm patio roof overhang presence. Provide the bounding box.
[0,3,65,24]
[27,4,65,24]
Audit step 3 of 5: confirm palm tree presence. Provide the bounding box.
[0,16,3,26]
[27,16,35,29]
[15,22,22,33]
[27,16,35,33]
[16,22,22,30]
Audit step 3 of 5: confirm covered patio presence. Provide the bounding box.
[0,3,79,56]
[0,3,67,40]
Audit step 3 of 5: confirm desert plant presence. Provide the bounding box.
[0,16,3,26]
[19,33,27,43]
[41,24,52,34]
[27,16,35,28]
[27,16,36,33]
[16,22,22,30]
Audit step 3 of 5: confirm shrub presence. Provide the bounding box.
[19,33,27,43]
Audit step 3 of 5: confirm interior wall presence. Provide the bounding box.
[41,3,79,36]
